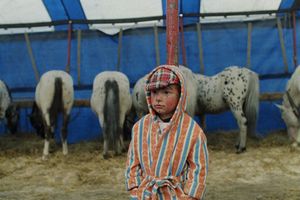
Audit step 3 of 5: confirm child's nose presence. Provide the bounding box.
[154,93,162,101]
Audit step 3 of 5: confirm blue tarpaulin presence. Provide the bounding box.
[0,0,299,143]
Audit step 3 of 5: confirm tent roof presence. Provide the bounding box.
[0,0,299,35]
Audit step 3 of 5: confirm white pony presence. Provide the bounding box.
[0,80,19,134]
[194,66,259,153]
[276,66,300,147]
[90,71,132,159]
[132,65,198,118]
[29,70,74,160]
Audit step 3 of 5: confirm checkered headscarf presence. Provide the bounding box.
[145,67,180,91]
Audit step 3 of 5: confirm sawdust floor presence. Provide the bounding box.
[0,130,299,200]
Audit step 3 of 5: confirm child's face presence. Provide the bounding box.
[150,84,180,120]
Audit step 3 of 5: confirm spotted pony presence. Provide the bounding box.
[194,66,260,153]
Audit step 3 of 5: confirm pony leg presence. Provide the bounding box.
[199,114,206,130]
[118,115,127,153]
[119,131,126,153]
[102,124,109,159]
[102,132,109,159]
[61,113,70,156]
[42,113,51,160]
[114,126,123,156]
[231,108,247,153]
[98,117,109,159]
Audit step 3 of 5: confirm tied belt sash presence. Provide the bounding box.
[140,175,181,200]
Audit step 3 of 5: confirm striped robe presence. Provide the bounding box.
[125,65,209,200]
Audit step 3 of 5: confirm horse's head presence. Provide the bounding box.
[29,102,45,138]
[0,93,7,119]
[276,103,300,144]
[5,103,19,134]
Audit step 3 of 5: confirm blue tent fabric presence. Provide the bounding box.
[0,0,300,143]
[279,0,296,9]
[42,0,69,31]
[61,0,89,30]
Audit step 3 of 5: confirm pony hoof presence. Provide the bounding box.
[114,151,121,156]
[236,147,246,154]
[292,142,298,148]
[121,147,127,153]
[42,154,49,160]
[63,150,69,156]
[103,154,110,159]
[235,144,239,150]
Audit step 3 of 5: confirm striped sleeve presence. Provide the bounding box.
[184,128,209,199]
[125,123,143,198]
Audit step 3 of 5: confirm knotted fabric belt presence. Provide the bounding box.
[140,175,181,200]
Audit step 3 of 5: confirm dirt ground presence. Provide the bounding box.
[0,130,299,200]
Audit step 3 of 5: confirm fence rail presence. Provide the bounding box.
[14,92,283,109]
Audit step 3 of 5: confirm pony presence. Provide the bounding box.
[0,80,19,134]
[132,65,198,118]
[90,71,132,159]
[194,66,260,153]
[276,66,300,147]
[29,70,74,160]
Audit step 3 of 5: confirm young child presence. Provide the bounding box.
[125,65,209,200]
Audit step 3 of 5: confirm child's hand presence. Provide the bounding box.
[180,194,199,200]
[186,197,198,200]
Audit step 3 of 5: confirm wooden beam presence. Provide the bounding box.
[276,17,288,72]
[117,28,123,71]
[259,92,283,101]
[196,23,205,74]
[14,99,90,108]
[154,25,160,66]
[292,11,298,67]
[66,21,72,73]
[24,33,40,82]
[77,29,82,85]
[246,22,252,68]
[14,92,283,109]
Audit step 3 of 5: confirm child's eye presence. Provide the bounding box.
[164,91,169,94]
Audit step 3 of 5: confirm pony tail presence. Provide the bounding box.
[104,80,120,150]
[50,77,63,125]
[244,72,259,136]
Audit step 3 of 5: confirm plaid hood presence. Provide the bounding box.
[145,65,187,124]
[145,67,180,91]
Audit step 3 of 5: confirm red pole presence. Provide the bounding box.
[166,0,179,65]
[292,11,298,68]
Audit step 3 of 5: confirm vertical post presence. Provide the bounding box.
[154,25,161,66]
[292,11,298,68]
[77,29,82,85]
[179,14,187,66]
[246,22,252,68]
[117,28,123,71]
[276,17,288,73]
[196,23,205,74]
[24,33,40,82]
[66,21,72,73]
[166,0,179,65]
